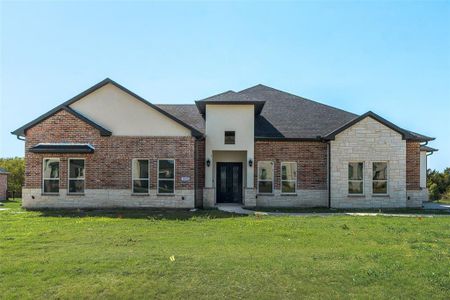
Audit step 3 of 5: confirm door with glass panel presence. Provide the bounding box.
[216,162,243,203]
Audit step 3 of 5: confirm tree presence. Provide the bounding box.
[0,157,25,197]
[427,168,450,200]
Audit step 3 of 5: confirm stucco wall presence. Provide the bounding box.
[70,83,191,136]
[330,117,407,208]
[205,104,254,189]
[420,151,427,188]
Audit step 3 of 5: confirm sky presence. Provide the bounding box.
[1,1,449,170]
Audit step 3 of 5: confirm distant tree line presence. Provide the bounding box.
[427,168,450,201]
[0,157,25,198]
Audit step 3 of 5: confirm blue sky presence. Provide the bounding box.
[1,1,449,170]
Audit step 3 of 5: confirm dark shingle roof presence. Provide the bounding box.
[156,104,205,133]
[239,84,358,139]
[420,145,438,152]
[0,168,9,174]
[195,90,265,115]
[157,84,434,142]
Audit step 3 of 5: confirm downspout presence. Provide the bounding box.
[16,135,26,141]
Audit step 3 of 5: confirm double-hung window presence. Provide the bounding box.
[132,159,149,194]
[257,161,273,194]
[158,159,175,194]
[348,162,364,195]
[281,162,297,194]
[68,159,85,194]
[373,162,388,195]
[43,158,60,194]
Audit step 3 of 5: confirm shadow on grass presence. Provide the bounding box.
[33,208,246,220]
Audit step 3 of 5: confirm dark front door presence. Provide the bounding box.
[216,162,243,203]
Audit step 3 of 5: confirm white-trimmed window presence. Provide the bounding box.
[348,162,364,195]
[158,159,175,194]
[132,159,149,194]
[257,161,273,194]
[281,162,297,194]
[373,162,388,195]
[68,159,85,194]
[43,158,60,194]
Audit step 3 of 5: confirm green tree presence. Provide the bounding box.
[0,157,25,197]
[427,168,450,200]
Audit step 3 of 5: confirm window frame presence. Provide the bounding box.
[257,161,274,194]
[157,159,176,195]
[42,157,60,195]
[131,158,150,194]
[281,162,297,194]
[67,158,86,195]
[224,131,236,145]
[372,161,388,196]
[348,161,364,196]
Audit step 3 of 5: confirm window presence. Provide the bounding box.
[43,158,60,194]
[132,159,149,194]
[348,162,364,195]
[373,162,388,195]
[158,159,175,194]
[257,161,273,193]
[68,159,85,194]
[281,162,297,193]
[224,131,235,144]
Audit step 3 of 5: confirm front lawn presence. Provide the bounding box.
[1,199,449,299]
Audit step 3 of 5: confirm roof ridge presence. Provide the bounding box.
[239,84,358,117]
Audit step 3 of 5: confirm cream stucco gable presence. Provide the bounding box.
[70,83,191,136]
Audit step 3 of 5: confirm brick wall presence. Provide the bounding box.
[195,139,205,207]
[406,141,420,190]
[0,174,7,201]
[25,109,196,192]
[254,141,328,190]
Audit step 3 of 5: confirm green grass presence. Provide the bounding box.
[249,206,450,214]
[437,198,450,204]
[1,199,449,299]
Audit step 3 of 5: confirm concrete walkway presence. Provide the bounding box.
[217,203,450,218]
[423,201,450,210]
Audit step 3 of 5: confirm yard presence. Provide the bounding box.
[1,199,449,299]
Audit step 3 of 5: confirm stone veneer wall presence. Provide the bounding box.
[330,117,407,208]
[253,141,328,207]
[0,174,7,201]
[23,109,196,209]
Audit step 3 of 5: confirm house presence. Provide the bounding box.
[0,168,9,201]
[12,78,438,209]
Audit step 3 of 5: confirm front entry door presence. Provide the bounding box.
[216,163,243,203]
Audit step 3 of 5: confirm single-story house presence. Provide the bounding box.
[12,78,438,209]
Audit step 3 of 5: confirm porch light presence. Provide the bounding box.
[248,159,253,167]
[206,159,211,167]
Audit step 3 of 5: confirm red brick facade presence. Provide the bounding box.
[254,141,328,190]
[406,141,421,190]
[25,110,197,191]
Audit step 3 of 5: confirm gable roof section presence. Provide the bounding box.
[323,111,435,142]
[195,90,266,115]
[12,78,202,138]
[239,84,359,140]
[12,105,112,137]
